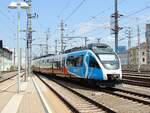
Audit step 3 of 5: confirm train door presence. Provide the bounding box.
[71,55,84,78]
[77,55,85,78]
[62,57,67,75]
[87,55,103,80]
[66,55,85,78]
[83,53,89,78]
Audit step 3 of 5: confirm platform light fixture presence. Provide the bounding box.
[8,0,29,93]
[8,1,29,9]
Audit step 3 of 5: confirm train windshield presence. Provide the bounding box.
[98,54,119,70]
[92,45,114,54]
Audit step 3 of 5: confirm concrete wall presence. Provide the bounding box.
[0,56,12,71]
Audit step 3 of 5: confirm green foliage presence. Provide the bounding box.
[10,65,17,71]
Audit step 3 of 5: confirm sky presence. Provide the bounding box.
[1,0,150,57]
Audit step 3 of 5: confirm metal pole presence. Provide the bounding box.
[17,0,21,93]
[14,48,16,66]
[137,25,141,72]
[127,27,131,65]
[26,0,32,76]
[85,37,87,47]
[55,39,57,54]
[20,48,22,70]
[25,47,27,81]
[46,28,50,55]
[61,20,64,53]
[0,50,1,76]
[30,42,32,74]
[25,13,29,81]
[114,0,119,53]
[97,38,101,44]
[2,50,4,71]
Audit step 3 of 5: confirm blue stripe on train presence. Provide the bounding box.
[67,50,104,80]
[67,67,104,80]
[88,67,104,80]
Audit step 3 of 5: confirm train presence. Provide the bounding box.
[32,43,122,87]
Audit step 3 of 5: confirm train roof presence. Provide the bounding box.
[33,53,54,60]
[64,43,110,53]
[33,43,111,60]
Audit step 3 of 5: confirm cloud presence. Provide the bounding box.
[75,21,110,36]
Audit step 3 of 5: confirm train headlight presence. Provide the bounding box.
[107,74,120,80]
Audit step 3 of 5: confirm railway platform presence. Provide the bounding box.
[0,71,17,81]
[0,72,71,113]
[0,74,45,113]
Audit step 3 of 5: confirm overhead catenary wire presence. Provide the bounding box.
[0,9,17,32]
[121,6,150,20]
[58,0,73,19]
[65,0,127,37]
[117,5,150,42]
[52,0,126,41]
[0,9,16,43]
[0,9,16,26]
[88,0,126,21]
[64,1,150,50]
[81,4,150,40]
[64,0,86,22]
[118,5,150,28]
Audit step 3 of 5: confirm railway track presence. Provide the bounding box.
[111,87,150,99]
[0,72,25,84]
[36,73,150,113]
[123,72,150,78]
[100,88,150,106]
[122,73,150,87]
[36,74,116,113]
[0,72,25,91]
[123,71,150,75]
[0,72,17,83]
[122,79,150,87]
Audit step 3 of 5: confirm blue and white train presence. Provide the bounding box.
[32,43,122,87]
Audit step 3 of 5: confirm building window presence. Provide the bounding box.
[143,58,145,62]
[142,52,145,55]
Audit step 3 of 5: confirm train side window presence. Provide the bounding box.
[53,61,61,68]
[62,58,65,67]
[56,61,61,68]
[49,62,52,68]
[66,56,74,67]
[67,55,83,67]
[89,56,100,68]
[76,55,83,67]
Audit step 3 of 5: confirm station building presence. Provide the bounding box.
[119,23,150,66]
[146,23,150,64]
[129,42,147,65]
[0,40,13,71]
[118,42,147,65]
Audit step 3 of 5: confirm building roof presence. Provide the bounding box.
[0,47,12,54]
[129,42,146,50]
[33,53,54,60]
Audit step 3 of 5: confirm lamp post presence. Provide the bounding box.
[8,1,29,93]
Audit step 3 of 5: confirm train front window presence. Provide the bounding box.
[98,54,119,70]
[89,56,100,68]
[92,45,113,54]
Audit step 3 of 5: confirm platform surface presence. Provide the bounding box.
[0,74,45,113]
